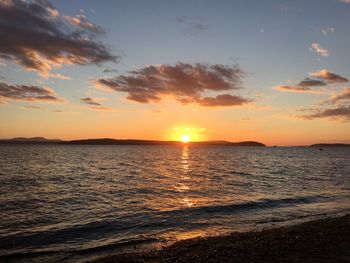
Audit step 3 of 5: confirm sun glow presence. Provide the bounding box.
[167,125,207,142]
[181,134,190,143]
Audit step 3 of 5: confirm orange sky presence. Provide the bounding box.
[1,1,350,146]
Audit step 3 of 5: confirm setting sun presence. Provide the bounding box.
[181,134,190,143]
[167,126,206,142]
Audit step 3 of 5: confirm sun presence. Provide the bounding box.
[168,125,206,142]
[181,134,190,143]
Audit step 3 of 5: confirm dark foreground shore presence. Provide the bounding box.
[93,214,350,263]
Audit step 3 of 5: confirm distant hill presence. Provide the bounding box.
[0,137,265,146]
[0,137,61,144]
[11,137,61,142]
[61,139,177,145]
[62,139,265,146]
[310,143,350,147]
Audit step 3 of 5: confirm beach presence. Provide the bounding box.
[93,214,350,263]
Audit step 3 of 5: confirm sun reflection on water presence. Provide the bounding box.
[179,145,193,207]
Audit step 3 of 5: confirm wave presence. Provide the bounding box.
[1,193,342,256]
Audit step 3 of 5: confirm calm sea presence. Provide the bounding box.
[0,145,349,262]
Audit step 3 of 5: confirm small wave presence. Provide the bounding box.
[0,194,342,257]
[159,194,333,218]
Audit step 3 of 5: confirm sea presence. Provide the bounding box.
[0,145,349,262]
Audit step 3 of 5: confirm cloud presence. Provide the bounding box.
[298,77,326,87]
[94,63,252,107]
[300,105,350,120]
[89,106,115,111]
[80,97,101,106]
[176,16,209,35]
[48,73,71,80]
[64,14,104,34]
[0,82,63,103]
[310,69,348,83]
[274,85,316,93]
[80,96,115,110]
[321,27,335,36]
[103,68,118,73]
[274,77,326,94]
[23,105,44,110]
[311,43,329,57]
[275,70,348,94]
[331,88,350,102]
[196,94,251,107]
[339,0,350,4]
[0,0,118,78]
[298,87,350,121]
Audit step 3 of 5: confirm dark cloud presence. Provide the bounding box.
[103,68,118,73]
[0,82,62,102]
[0,0,118,77]
[298,88,350,121]
[196,94,251,107]
[300,105,350,120]
[80,97,101,106]
[274,85,316,93]
[298,77,326,87]
[94,63,251,107]
[310,69,348,83]
[275,70,348,94]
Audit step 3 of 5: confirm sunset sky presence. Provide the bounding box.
[0,0,350,145]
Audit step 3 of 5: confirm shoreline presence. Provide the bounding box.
[92,214,350,263]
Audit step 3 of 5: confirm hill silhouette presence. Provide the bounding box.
[0,137,265,146]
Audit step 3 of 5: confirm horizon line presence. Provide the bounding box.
[1,137,350,147]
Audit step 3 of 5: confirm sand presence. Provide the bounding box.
[92,214,350,263]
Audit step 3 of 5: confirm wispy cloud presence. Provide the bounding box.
[274,85,322,94]
[64,14,104,34]
[176,16,209,35]
[0,82,64,103]
[311,43,329,57]
[299,105,350,120]
[23,105,44,109]
[298,87,350,121]
[80,97,101,106]
[103,68,118,73]
[0,0,118,78]
[321,27,335,36]
[94,63,252,107]
[331,88,350,103]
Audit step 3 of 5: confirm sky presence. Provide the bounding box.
[0,0,350,146]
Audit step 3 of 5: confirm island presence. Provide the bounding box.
[310,143,350,147]
[0,137,266,146]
